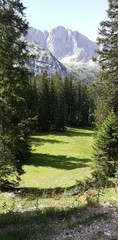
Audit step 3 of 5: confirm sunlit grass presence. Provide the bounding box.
[21,127,94,189]
[0,127,117,240]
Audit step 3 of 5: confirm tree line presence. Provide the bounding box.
[31,72,96,132]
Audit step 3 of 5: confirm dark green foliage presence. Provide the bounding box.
[49,76,56,128]
[28,75,38,118]
[75,80,90,126]
[63,75,74,124]
[37,72,65,131]
[51,74,65,130]
[92,111,118,180]
[36,73,95,131]
[37,72,50,131]
[64,78,91,127]
[0,0,32,188]
[92,0,118,184]
[95,0,118,125]
[87,81,97,125]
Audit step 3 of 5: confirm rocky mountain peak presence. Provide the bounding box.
[26,25,98,78]
[27,27,48,49]
[27,25,97,65]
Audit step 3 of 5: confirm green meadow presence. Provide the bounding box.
[1,127,117,212]
[0,127,117,240]
[21,127,94,189]
[0,127,94,212]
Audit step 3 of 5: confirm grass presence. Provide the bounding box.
[0,127,94,212]
[0,127,117,240]
[21,127,94,189]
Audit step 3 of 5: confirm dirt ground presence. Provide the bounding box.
[51,203,118,240]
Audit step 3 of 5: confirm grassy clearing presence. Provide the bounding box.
[0,127,118,212]
[0,127,117,240]
[21,127,94,189]
[0,127,94,213]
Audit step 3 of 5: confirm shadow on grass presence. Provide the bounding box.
[18,181,83,198]
[0,206,84,240]
[57,128,94,137]
[27,153,90,170]
[31,137,68,147]
[0,204,111,240]
[33,127,94,138]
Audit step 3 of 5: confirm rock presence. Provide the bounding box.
[3,192,16,199]
[104,231,111,236]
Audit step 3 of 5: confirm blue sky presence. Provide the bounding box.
[22,0,108,41]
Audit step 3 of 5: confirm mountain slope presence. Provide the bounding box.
[27,41,68,78]
[27,26,98,69]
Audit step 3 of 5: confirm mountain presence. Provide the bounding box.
[27,26,98,67]
[27,27,48,49]
[26,26,98,78]
[27,41,68,78]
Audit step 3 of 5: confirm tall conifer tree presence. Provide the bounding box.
[0,0,31,188]
[37,72,50,131]
[52,74,65,130]
[92,0,118,182]
[64,75,73,125]
[95,0,118,125]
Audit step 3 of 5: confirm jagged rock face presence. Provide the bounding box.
[27,28,48,49]
[27,41,68,78]
[47,26,97,62]
[47,26,73,59]
[27,26,98,67]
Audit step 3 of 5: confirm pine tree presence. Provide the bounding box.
[92,111,118,181]
[27,75,38,131]
[63,75,74,125]
[49,76,55,129]
[73,80,90,127]
[81,84,90,126]
[95,0,118,125]
[87,81,97,125]
[0,0,32,188]
[52,74,65,131]
[37,72,50,131]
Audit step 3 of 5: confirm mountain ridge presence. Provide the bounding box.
[26,25,98,78]
[27,41,68,78]
[27,25,97,64]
